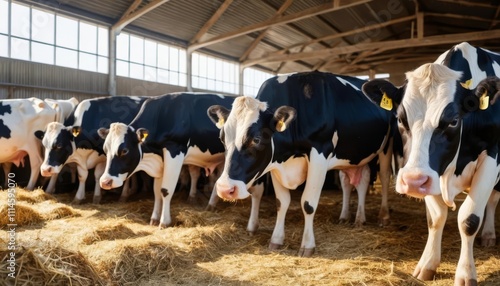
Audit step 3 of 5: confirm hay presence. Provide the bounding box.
[0,244,102,286]
[0,203,43,226]
[1,187,500,285]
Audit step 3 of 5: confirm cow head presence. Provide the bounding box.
[35,122,79,176]
[208,96,296,200]
[98,122,147,189]
[363,63,500,207]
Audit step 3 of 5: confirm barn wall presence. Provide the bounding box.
[0,57,187,100]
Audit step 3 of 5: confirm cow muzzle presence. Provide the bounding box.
[99,175,122,190]
[215,177,249,200]
[40,164,59,177]
[397,169,435,198]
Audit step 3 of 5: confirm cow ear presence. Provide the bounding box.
[362,79,404,112]
[34,130,44,140]
[97,128,109,140]
[273,106,296,132]
[472,76,500,111]
[71,126,81,137]
[136,128,149,143]
[207,105,230,129]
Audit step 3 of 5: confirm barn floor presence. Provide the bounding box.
[1,184,500,285]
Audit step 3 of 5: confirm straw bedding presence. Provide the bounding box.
[1,185,500,285]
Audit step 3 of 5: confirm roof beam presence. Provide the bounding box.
[189,0,234,45]
[250,15,416,65]
[113,0,170,33]
[239,0,294,61]
[243,29,500,67]
[187,0,371,53]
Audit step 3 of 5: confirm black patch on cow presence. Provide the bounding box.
[463,213,480,236]
[161,188,169,197]
[428,103,462,175]
[0,102,12,139]
[46,129,75,167]
[0,119,11,139]
[0,102,12,116]
[72,96,147,156]
[303,201,314,215]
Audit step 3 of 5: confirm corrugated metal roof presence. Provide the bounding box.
[18,0,500,76]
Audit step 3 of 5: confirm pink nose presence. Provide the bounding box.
[400,172,431,195]
[41,167,52,177]
[100,178,113,189]
[216,182,238,200]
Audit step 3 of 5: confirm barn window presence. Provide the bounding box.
[243,68,274,97]
[116,32,187,87]
[1,0,108,73]
[192,52,238,94]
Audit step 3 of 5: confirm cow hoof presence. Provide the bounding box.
[150,219,160,226]
[159,223,171,229]
[92,196,102,204]
[354,220,366,228]
[268,242,283,251]
[414,268,436,281]
[454,277,477,286]
[338,218,349,225]
[378,217,390,227]
[481,234,496,247]
[298,247,315,257]
[72,199,84,205]
[205,204,216,212]
[118,196,129,203]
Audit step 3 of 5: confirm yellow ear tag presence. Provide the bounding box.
[216,118,225,129]
[380,92,393,111]
[141,132,148,142]
[276,120,286,132]
[479,91,489,110]
[460,79,472,89]
[72,129,80,137]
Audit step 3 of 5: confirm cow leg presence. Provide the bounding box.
[45,174,58,194]
[187,165,200,204]
[378,145,393,226]
[26,151,43,190]
[454,159,497,286]
[338,170,353,224]
[481,190,500,247]
[353,165,370,227]
[247,181,264,235]
[92,162,105,204]
[414,195,448,281]
[269,171,290,250]
[2,162,12,189]
[72,165,87,204]
[298,148,327,257]
[150,177,163,226]
[206,164,223,211]
[158,150,184,229]
[119,178,131,202]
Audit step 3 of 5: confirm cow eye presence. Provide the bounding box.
[120,148,129,157]
[53,143,62,150]
[252,137,261,145]
[449,117,459,128]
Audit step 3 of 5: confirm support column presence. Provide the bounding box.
[186,51,193,92]
[108,28,118,96]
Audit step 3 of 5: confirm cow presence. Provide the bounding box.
[362,42,500,285]
[97,93,259,229]
[0,97,78,191]
[207,71,394,256]
[35,96,147,204]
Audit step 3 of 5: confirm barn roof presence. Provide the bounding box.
[19,0,500,77]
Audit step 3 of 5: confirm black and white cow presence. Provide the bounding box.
[0,97,78,191]
[35,96,147,204]
[97,93,266,230]
[362,42,500,285]
[208,71,394,256]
